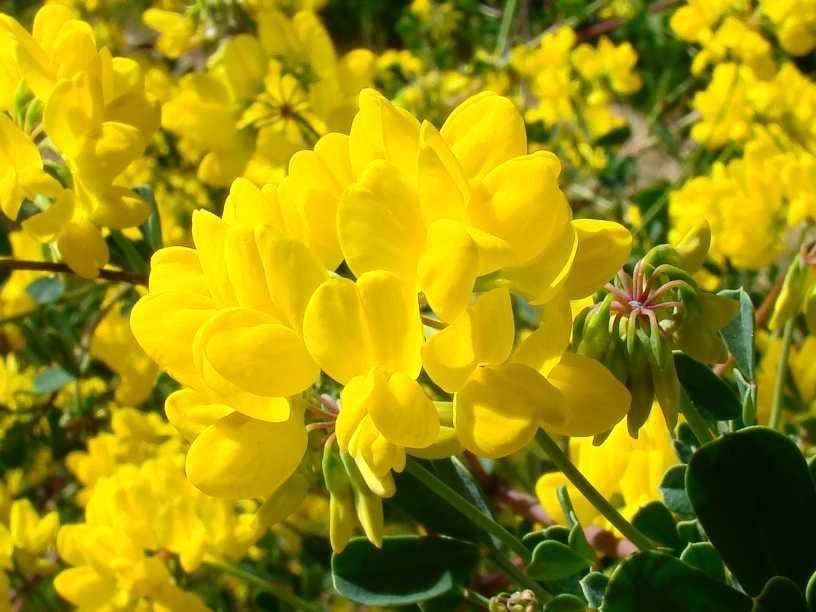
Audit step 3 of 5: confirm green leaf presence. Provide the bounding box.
[594,125,631,147]
[676,519,703,544]
[33,366,75,394]
[544,594,586,611]
[674,353,741,420]
[603,551,752,612]
[391,462,482,543]
[631,501,681,549]
[686,427,816,595]
[806,569,816,612]
[580,571,608,609]
[718,288,755,380]
[680,543,725,582]
[331,536,479,606]
[26,277,64,304]
[752,576,807,612]
[568,524,594,563]
[527,540,590,581]
[136,186,163,252]
[659,464,694,517]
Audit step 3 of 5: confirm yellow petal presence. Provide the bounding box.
[422,288,514,392]
[255,227,328,331]
[195,307,319,398]
[362,369,439,448]
[224,225,276,313]
[43,72,102,158]
[418,219,479,322]
[164,388,232,441]
[512,292,572,376]
[303,277,370,385]
[222,177,284,229]
[440,91,526,182]
[54,567,115,609]
[191,209,236,305]
[337,160,426,281]
[348,88,420,179]
[471,151,571,265]
[148,247,210,296]
[565,219,632,299]
[454,363,563,458]
[500,222,577,305]
[57,219,108,279]
[21,188,74,240]
[304,271,422,383]
[417,120,468,225]
[357,270,423,378]
[186,408,306,499]
[544,352,630,437]
[130,290,217,388]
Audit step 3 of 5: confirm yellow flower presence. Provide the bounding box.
[422,288,630,458]
[338,88,575,321]
[131,192,324,499]
[9,498,59,556]
[304,271,441,497]
[90,296,159,406]
[536,407,676,531]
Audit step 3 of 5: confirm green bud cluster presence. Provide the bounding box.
[573,222,737,439]
[322,441,384,553]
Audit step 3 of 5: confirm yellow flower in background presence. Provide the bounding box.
[142,8,203,59]
[90,297,159,406]
[536,408,676,530]
[161,8,375,187]
[0,5,159,278]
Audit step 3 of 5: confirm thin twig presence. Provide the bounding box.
[0,259,147,286]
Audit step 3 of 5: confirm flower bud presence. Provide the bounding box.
[323,444,356,553]
[23,99,43,135]
[769,255,808,331]
[255,472,309,528]
[339,451,384,548]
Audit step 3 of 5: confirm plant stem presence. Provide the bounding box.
[0,258,147,285]
[405,459,531,562]
[208,561,322,612]
[462,588,491,609]
[534,430,654,552]
[495,0,518,56]
[679,395,715,445]
[489,550,551,603]
[769,319,795,430]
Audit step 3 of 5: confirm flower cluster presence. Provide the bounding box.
[131,89,635,550]
[0,5,159,278]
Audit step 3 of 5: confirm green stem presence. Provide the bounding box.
[462,587,491,610]
[495,0,518,56]
[489,550,551,603]
[535,430,654,551]
[679,395,715,445]
[769,319,795,431]
[405,460,551,599]
[208,561,322,612]
[405,459,530,562]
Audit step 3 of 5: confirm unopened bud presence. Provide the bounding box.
[769,255,808,331]
[340,451,384,548]
[255,472,309,528]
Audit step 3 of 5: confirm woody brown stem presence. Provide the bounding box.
[0,259,147,286]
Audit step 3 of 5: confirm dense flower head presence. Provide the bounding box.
[0,4,160,278]
[130,88,635,550]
